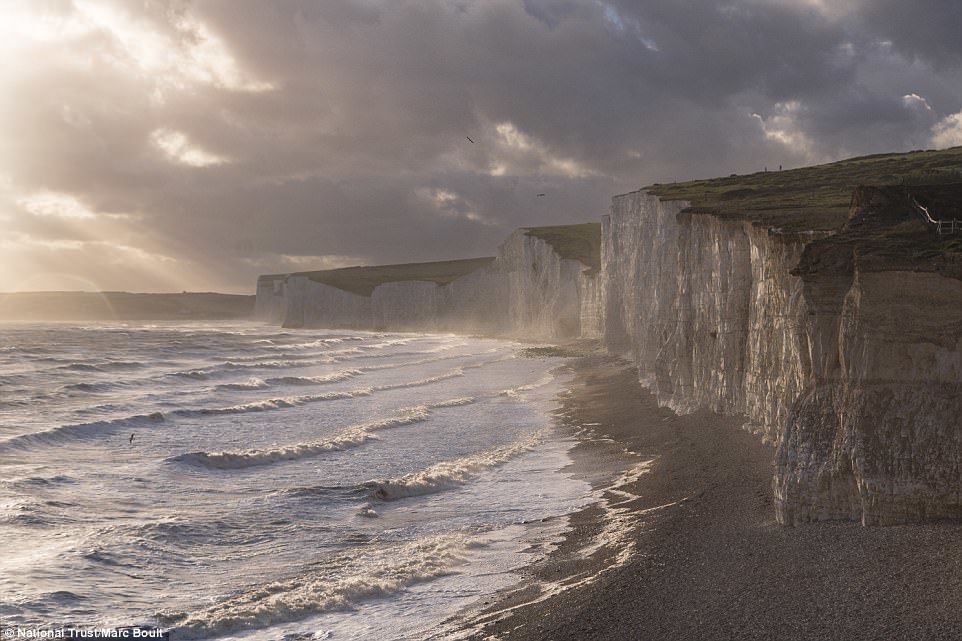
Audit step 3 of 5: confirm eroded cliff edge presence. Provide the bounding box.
[606,184,962,525]
[776,185,962,525]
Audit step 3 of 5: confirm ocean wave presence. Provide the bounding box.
[373,368,465,392]
[224,350,335,363]
[0,412,165,451]
[427,396,475,408]
[222,358,338,370]
[266,369,362,386]
[170,355,341,379]
[173,389,374,419]
[0,379,470,454]
[363,432,540,501]
[160,534,476,639]
[499,373,556,400]
[53,360,145,372]
[94,515,291,548]
[169,397,474,470]
[101,361,146,370]
[0,474,77,490]
[170,369,211,381]
[0,345,53,358]
[58,363,102,372]
[215,378,269,391]
[63,381,118,393]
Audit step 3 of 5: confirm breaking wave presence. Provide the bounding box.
[161,534,477,639]
[499,373,556,400]
[266,370,362,386]
[168,398,475,470]
[372,368,465,391]
[214,378,269,391]
[363,432,541,501]
[172,389,375,418]
[0,412,166,451]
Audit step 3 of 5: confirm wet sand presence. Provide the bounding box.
[457,355,962,641]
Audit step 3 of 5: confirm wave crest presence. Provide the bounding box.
[161,534,475,639]
[363,432,540,501]
[168,398,474,470]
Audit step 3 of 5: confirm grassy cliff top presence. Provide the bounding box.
[523,223,602,273]
[299,257,495,297]
[645,146,962,232]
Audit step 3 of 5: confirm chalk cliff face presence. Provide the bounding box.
[282,276,372,330]
[498,230,595,340]
[603,190,810,443]
[254,275,288,324]
[606,187,962,525]
[257,229,601,340]
[775,186,962,525]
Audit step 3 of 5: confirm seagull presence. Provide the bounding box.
[129,433,134,444]
[536,193,546,197]
[466,136,475,144]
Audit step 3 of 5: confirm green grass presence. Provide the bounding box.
[300,257,495,297]
[645,146,962,232]
[523,223,602,273]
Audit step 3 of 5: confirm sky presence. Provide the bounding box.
[2,0,961,294]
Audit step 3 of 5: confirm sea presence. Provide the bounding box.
[0,322,601,640]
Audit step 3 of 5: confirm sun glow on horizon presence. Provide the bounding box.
[0,1,272,292]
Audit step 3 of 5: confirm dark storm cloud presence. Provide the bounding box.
[858,0,962,68]
[3,0,961,292]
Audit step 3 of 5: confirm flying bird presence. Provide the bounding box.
[129,433,135,444]
[536,193,546,197]
[466,136,475,144]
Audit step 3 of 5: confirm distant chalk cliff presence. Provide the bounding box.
[256,225,603,341]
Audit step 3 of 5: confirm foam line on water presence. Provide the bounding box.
[362,431,542,501]
[168,397,475,470]
[0,361,485,452]
[160,534,479,639]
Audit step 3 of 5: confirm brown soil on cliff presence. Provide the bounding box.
[458,356,962,641]
[794,183,962,281]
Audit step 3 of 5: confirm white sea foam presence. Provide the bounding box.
[1,324,588,641]
[0,412,166,450]
[169,398,475,469]
[364,432,542,501]
[162,534,477,639]
[215,377,270,391]
[499,373,556,400]
[373,368,465,391]
[266,370,362,386]
[175,389,375,417]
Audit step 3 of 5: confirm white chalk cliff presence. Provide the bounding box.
[256,228,603,341]
[604,186,962,525]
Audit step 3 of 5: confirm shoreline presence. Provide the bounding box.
[450,353,962,640]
